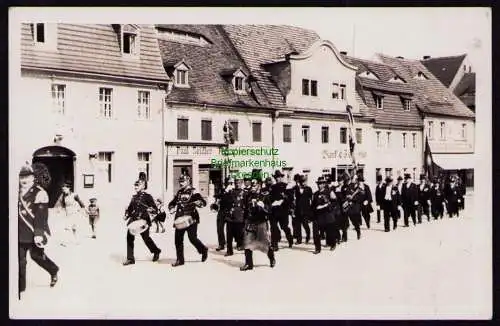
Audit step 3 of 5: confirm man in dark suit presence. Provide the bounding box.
[269,170,294,250]
[401,173,419,226]
[444,176,460,218]
[381,176,400,232]
[292,174,313,244]
[358,177,373,229]
[374,175,385,224]
[418,174,432,222]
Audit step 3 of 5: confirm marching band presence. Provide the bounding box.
[18,163,468,297]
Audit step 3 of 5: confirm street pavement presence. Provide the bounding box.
[11,193,491,319]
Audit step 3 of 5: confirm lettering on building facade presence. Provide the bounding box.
[321,149,368,160]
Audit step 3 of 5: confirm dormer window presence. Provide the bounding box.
[400,95,412,111]
[232,69,248,94]
[415,71,428,80]
[32,23,45,43]
[390,75,406,83]
[120,24,140,56]
[234,76,244,91]
[359,71,379,80]
[172,61,191,88]
[30,23,56,50]
[372,92,384,109]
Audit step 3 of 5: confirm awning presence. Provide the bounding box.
[432,153,475,170]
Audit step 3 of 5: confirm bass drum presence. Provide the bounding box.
[127,219,149,236]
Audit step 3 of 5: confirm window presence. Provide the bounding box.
[229,121,239,141]
[302,125,310,143]
[356,128,362,144]
[376,131,381,147]
[137,152,151,181]
[177,118,189,140]
[461,123,467,140]
[234,76,244,92]
[385,168,393,178]
[340,127,347,144]
[31,23,45,43]
[122,31,138,55]
[386,132,391,148]
[440,122,446,140]
[412,133,417,148]
[402,133,407,148]
[340,84,346,100]
[99,88,113,118]
[374,95,384,109]
[428,121,434,140]
[302,79,317,97]
[252,122,262,142]
[98,152,113,183]
[201,120,212,141]
[321,126,329,143]
[302,79,310,96]
[332,83,339,99]
[137,91,150,119]
[175,69,188,86]
[283,124,292,143]
[311,80,318,96]
[51,84,65,115]
[404,99,411,111]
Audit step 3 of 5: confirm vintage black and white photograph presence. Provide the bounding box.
[9,7,491,319]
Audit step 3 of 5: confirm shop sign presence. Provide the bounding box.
[322,149,367,160]
[172,145,215,156]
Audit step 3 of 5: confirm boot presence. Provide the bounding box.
[267,248,276,268]
[356,229,361,240]
[313,249,321,254]
[305,234,310,244]
[152,250,161,262]
[172,260,184,267]
[50,273,58,287]
[201,248,208,262]
[287,235,293,248]
[122,259,135,266]
[240,249,254,271]
[215,245,225,251]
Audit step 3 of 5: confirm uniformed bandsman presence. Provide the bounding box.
[381,176,400,232]
[123,180,161,266]
[335,174,349,242]
[401,173,419,226]
[292,174,312,244]
[344,176,363,240]
[214,177,231,251]
[418,174,432,222]
[225,177,245,256]
[269,170,294,251]
[168,175,209,267]
[18,164,59,299]
[311,176,338,253]
[430,178,445,220]
[240,179,276,271]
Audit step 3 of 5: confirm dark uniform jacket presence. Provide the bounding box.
[312,188,336,225]
[418,183,431,204]
[344,183,364,216]
[443,184,460,204]
[244,190,269,224]
[219,188,234,219]
[375,182,385,208]
[168,186,206,223]
[430,185,445,208]
[381,184,400,212]
[269,182,291,217]
[293,185,313,219]
[401,182,419,208]
[359,184,374,214]
[228,188,245,223]
[18,184,51,244]
[125,191,157,226]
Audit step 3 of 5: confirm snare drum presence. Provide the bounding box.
[173,215,195,230]
[127,219,149,236]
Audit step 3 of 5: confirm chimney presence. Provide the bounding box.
[468,66,472,73]
[396,56,404,59]
[423,55,431,60]
[340,51,347,55]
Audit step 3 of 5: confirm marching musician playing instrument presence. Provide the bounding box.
[18,164,59,299]
[122,180,161,266]
[311,176,338,254]
[344,175,363,240]
[269,170,294,251]
[240,179,276,271]
[168,175,209,267]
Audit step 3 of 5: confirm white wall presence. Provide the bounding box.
[287,43,359,113]
[424,116,475,154]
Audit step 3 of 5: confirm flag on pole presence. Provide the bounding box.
[423,136,434,179]
[345,104,358,171]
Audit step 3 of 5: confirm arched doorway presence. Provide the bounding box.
[32,145,76,208]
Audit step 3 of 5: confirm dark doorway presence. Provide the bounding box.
[32,146,75,208]
[173,160,192,195]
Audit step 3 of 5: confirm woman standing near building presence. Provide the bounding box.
[54,181,87,246]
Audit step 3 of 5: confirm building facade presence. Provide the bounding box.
[379,54,475,186]
[16,23,169,208]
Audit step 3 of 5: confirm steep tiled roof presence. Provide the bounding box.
[347,56,422,128]
[378,54,475,119]
[420,54,466,87]
[221,25,321,107]
[156,25,263,108]
[21,24,168,83]
[454,72,475,96]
